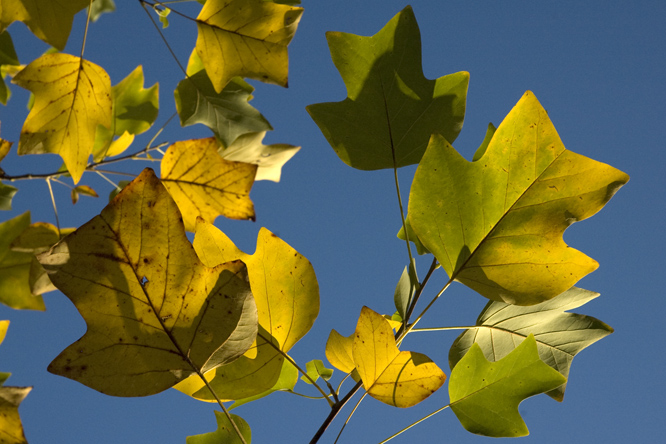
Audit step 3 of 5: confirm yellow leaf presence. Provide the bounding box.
[0,321,31,444]
[12,53,112,183]
[325,329,354,373]
[37,169,258,396]
[353,307,446,408]
[0,0,88,50]
[196,0,303,92]
[409,91,630,305]
[175,219,319,401]
[161,138,257,231]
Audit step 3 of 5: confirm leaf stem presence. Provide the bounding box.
[333,392,368,444]
[261,333,335,406]
[195,369,248,444]
[45,178,61,237]
[80,0,93,59]
[378,404,451,444]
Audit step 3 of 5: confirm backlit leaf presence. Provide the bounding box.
[187,411,251,444]
[175,220,319,401]
[449,286,613,401]
[196,0,303,91]
[0,30,19,105]
[409,91,629,305]
[37,169,258,396]
[300,359,333,385]
[0,321,31,444]
[161,137,257,231]
[0,212,45,310]
[93,65,159,160]
[71,184,98,205]
[353,306,445,408]
[325,329,354,374]
[13,53,112,183]
[449,335,566,437]
[174,71,271,148]
[307,6,468,170]
[0,183,16,210]
[219,131,299,182]
[0,0,89,50]
[88,0,116,22]
[228,357,298,409]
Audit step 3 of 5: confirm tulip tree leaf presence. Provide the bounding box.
[13,53,112,183]
[219,131,299,182]
[0,212,45,310]
[160,138,257,231]
[325,328,355,374]
[175,220,319,402]
[449,335,567,437]
[93,65,159,160]
[187,411,251,444]
[449,286,613,401]
[196,0,303,92]
[9,220,74,296]
[0,30,19,105]
[300,359,333,385]
[88,0,116,22]
[307,6,469,170]
[37,168,258,397]
[174,70,272,149]
[353,306,446,408]
[0,321,31,444]
[0,0,89,50]
[409,91,629,305]
[228,357,298,409]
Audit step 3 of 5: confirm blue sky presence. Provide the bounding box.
[0,1,664,443]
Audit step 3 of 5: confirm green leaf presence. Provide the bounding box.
[449,286,613,401]
[93,65,159,160]
[393,260,418,320]
[196,0,303,91]
[0,0,89,50]
[409,91,630,305]
[9,221,74,296]
[174,71,271,148]
[0,183,17,210]
[175,220,319,401]
[229,355,298,409]
[219,131,299,182]
[0,31,18,66]
[307,6,469,170]
[449,335,567,437]
[37,169,258,396]
[187,411,251,444]
[353,307,446,408]
[0,321,31,444]
[160,138,257,231]
[13,53,112,183]
[0,212,45,310]
[300,359,333,385]
[88,0,116,22]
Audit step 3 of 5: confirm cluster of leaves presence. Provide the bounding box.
[0,1,628,444]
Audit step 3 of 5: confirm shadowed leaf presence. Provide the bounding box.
[307,6,468,170]
[175,220,319,401]
[37,169,258,396]
[409,91,629,305]
[161,138,257,231]
[175,71,271,148]
[449,286,613,401]
[13,53,112,183]
[449,335,566,437]
[196,0,303,91]
[0,0,88,50]
[0,212,45,310]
